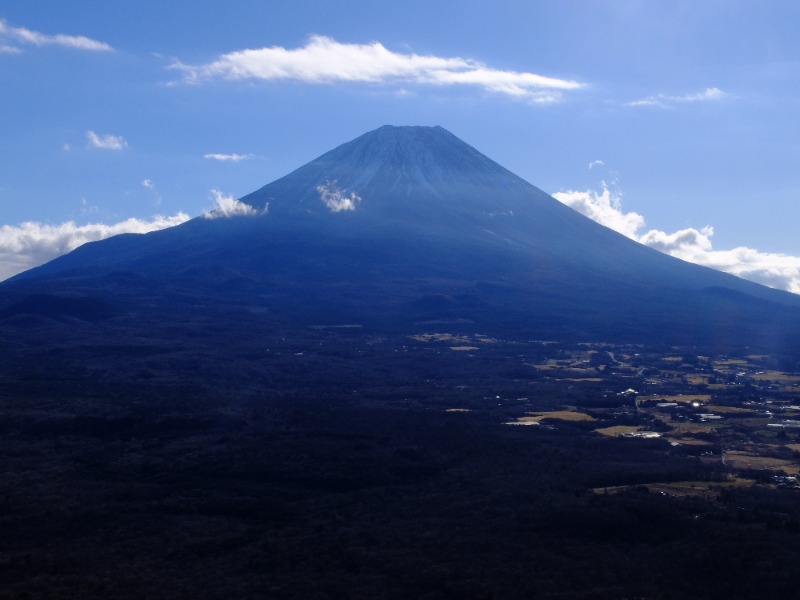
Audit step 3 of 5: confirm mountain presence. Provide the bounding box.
[3,125,800,356]
[7,125,800,600]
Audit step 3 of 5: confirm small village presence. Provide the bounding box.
[405,332,800,495]
[514,341,800,493]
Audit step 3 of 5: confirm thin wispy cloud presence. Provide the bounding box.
[203,153,255,162]
[86,130,127,151]
[554,184,800,294]
[0,213,189,281]
[202,189,266,219]
[141,179,162,207]
[172,35,583,104]
[0,43,22,54]
[0,18,112,52]
[627,87,727,108]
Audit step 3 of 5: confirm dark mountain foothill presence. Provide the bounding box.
[2,126,800,599]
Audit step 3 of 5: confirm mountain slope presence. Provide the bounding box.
[4,125,800,354]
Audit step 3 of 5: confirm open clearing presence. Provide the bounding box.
[515,411,596,424]
[706,405,757,415]
[594,425,642,437]
[665,437,714,446]
[750,371,800,384]
[663,422,719,435]
[725,451,800,474]
[592,479,755,498]
[650,394,712,404]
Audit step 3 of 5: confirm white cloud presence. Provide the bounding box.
[0,43,22,54]
[203,153,255,162]
[0,19,112,52]
[627,87,727,108]
[87,130,127,151]
[588,159,605,170]
[554,184,800,294]
[172,35,583,104]
[202,189,266,219]
[141,179,155,191]
[674,87,726,102]
[317,181,361,212]
[553,184,644,239]
[0,213,189,281]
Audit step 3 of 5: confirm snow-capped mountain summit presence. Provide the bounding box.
[240,125,535,213]
[3,125,800,352]
[236,125,582,246]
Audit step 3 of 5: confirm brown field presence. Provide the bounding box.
[786,444,800,453]
[517,411,596,424]
[653,394,712,404]
[683,375,728,389]
[594,425,642,437]
[592,479,755,498]
[725,451,800,473]
[665,422,719,435]
[750,371,800,383]
[715,359,749,366]
[684,374,711,385]
[532,361,561,371]
[533,365,599,378]
[706,405,756,415]
[664,437,714,446]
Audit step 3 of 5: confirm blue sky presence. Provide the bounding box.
[2,1,800,290]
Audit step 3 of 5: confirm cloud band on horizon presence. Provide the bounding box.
[554,184,800,294]
[0,214,189,281]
